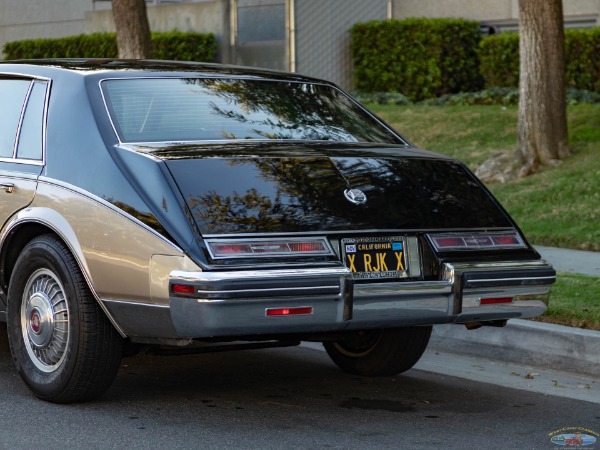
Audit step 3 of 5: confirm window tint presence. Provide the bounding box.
[102,78,403,145]
[0,79,31,158]
[16,80,47,160]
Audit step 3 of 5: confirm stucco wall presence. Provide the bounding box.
[392,0,600,25]
[0,0,98,58]
[85,0,231,62]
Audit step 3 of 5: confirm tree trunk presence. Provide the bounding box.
[516,0,569,176]
[112,0,153,59]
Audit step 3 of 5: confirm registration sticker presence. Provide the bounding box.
[341,237,409,280]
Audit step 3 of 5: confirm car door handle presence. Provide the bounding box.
[0,183,15,193]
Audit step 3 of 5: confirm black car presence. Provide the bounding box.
[0,59,555,402]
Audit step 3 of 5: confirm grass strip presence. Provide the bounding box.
[535,273,600,331]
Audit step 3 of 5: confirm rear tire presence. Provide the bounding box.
[323,326,432,376]
[7,234,123,403]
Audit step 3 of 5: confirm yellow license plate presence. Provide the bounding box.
[342,237,409,280]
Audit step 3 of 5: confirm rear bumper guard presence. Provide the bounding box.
[168,260,555,338]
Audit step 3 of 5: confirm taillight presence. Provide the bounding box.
[427,232,526,252]
[206,238,333,259]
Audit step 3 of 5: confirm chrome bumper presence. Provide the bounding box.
[167,260,555,339]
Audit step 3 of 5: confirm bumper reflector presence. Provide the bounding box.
[266,307,313,317]
[480,297,513,305]
[172,284,195,295]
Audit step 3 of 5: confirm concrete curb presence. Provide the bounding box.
[429,319,600,378]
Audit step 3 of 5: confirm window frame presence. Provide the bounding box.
[0,74,50,166]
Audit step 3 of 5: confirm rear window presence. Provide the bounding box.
[101,78,403,144]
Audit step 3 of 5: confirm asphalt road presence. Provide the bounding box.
[1,324,599,450]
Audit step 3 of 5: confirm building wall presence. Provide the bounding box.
[0,0,99,58]
[85,0,232,62]
[392,0,600,27]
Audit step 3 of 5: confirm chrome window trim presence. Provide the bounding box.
[12,79,34,159]
[171,266,351,283]
[0,74,50,166]
[0,157,44,166]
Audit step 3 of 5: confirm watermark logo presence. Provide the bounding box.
[549,427,599,447]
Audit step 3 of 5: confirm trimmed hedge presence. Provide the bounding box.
[3,31,217,62]
[352,20,600,98]
[478,32,520,89]
[350,18,484,100]
[478,28,600,92]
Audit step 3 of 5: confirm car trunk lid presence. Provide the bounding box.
[149,142,514,235]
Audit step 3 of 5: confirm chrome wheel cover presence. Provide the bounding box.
[20,269,70,373]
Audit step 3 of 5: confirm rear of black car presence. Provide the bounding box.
[101,69,554,375]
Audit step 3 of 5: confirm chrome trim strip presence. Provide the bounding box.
[446,260,553,271]
[102,298,170,309]
[171,267,351,283]
[201,227,518,239]
[12,80,35,159]
[0,158,44,166]
[196,285,340,295]
[467,276,556,284]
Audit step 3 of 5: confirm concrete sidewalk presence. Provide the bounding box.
[535,245,600,277]
[429,246,600,378]
[430,319,600,378]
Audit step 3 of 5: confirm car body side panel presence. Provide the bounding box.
[0,169,39,229]
[1,179,202,336]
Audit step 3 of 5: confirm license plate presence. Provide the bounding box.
[342,237,409,280]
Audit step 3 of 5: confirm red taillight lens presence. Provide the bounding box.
[215,244,248,254]
[172,284,195,295]
[266,307,313,316]
[491,235,522,246]
[428,232,525,251]
[206,238,331,259]
[288,241,327,252]
[434,237,465,248]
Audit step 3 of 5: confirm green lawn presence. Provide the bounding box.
[539,273,600,330]
[369,103,600,330]
[370,103,600,251]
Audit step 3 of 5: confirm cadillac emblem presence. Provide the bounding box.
[344,188,367,205]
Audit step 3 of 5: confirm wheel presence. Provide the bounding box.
[7,234,123,403]
[323,326,432,376]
